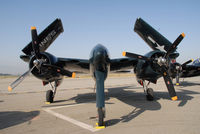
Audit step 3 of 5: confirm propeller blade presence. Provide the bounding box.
[31,26,40,58]
[182,59,193,67]
[8,65,35,91]
[165,33,185,58]
[122,51,150,61]
[42,64,76,78]
[161,66,177,100]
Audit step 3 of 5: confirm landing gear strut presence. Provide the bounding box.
[142,80,154,101]
[46,81,58,103]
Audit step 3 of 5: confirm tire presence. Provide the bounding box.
[146,88,154,101]
[98,108,104,126]
[46,90,54,103]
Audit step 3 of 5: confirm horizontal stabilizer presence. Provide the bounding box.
[134,18,173,53]
[22,19,64,55]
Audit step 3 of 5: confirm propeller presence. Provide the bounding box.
[8,26,40,91]
[164,33,185,58]
[182,59,193,67]
[8,26,75,91]
[174,59,193,86]
[8,65,36,91]
[31,26,40,59]
[123,33,185,100]
[161,65,177,100]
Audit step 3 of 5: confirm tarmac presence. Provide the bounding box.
[0,75,200,134]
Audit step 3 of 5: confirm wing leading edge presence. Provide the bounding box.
[110,58,137,72]
[57,58,90,73]
[57,57,137,73]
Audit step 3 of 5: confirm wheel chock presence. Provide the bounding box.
[95,122,105,129]
[176,83,180,86]
[45,102,51,104]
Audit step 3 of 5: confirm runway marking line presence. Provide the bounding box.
[43,103,100,132]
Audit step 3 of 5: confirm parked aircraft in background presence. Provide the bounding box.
[172,57,200,85]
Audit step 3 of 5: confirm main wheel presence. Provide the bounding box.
[146,88,154,101]
[46,90,54,103]
[98,108,104,126]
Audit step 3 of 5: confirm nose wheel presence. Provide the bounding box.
[46,90,54,103]
[96,108,105,128]
[98,108,105,126]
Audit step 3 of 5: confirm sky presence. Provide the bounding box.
[0,0,200,74]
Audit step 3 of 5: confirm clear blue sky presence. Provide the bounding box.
[0,0,200,74]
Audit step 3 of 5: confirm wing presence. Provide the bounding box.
[22,19,64,55]
[181,65,200,78]
[110,58,137,72]
[57,58,90,73]
[134,18,173,52]
[57,57,137,73]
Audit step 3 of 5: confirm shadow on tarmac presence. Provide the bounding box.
[42,83,200,127]
[0,111,40,130]
[177,81,200,87]
[105,86,161,126]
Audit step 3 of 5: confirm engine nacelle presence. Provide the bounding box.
[29,52,62,82]
[135,50,165,83]
[146,50,165,73]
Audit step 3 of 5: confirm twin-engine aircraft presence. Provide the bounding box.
[8,18,200,127]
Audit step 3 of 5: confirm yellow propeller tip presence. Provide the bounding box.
[181,33,185,37]
[171,96,178,101]
[8,86,12,92]
[72,72,76,78]
[122,51,126,56]
[31,26,36,30]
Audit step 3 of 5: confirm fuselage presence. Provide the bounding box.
[89,44,110,80]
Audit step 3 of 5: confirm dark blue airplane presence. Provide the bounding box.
[8,19,135,127]
[8,18,200,127]
[122,18,200,99]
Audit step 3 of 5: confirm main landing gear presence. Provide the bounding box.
[46,81,58,103]
[140,80,154,101]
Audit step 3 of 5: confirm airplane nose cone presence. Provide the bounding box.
[90,44,110,65]
[94,50,106,63]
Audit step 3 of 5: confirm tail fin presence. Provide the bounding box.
[134,18,172,53]
[22,18,64,55]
